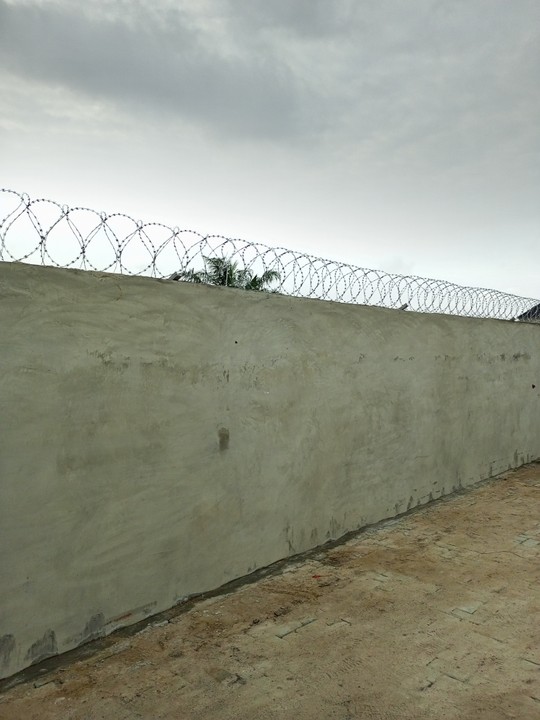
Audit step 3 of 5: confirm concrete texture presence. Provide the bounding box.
[0,464,539,719]
[1,261,539,680]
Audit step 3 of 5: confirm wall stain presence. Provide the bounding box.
[285,525,296,555]
[82,613,105,643]
[108,602,157,627]
[90,350,130,372]
[0,635,15,669]
[218,427,230,451]
[328,517,340,539]
[25,630,57,665]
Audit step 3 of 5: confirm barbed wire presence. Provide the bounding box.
[1,188,538,321]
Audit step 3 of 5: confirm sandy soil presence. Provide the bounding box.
[1,464,539,719]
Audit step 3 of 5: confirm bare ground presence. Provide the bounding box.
[1,464,539,720]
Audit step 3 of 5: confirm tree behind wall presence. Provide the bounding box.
[172,256,281,292]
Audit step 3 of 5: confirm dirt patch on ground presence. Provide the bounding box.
[1,465,539,719]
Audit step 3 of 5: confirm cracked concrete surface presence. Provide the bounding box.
[1,464,539,719]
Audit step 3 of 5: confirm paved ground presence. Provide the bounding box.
[1,464,539,720]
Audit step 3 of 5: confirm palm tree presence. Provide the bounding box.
[171,256,280,292]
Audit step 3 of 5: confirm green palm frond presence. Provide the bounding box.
[173,257,281,292]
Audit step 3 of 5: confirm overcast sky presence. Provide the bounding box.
[1,0,539,297]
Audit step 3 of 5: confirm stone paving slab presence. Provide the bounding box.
[0,464,539,719]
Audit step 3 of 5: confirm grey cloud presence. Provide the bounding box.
[227,0,357,37]
[0,0,539,160]
[0,0,311,140]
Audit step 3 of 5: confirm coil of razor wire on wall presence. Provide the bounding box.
[1,188,538,322]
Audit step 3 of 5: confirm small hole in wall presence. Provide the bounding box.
[234,341,238,344]
[533,384,536,389]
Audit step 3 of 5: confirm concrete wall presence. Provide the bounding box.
[1,261,539,680]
